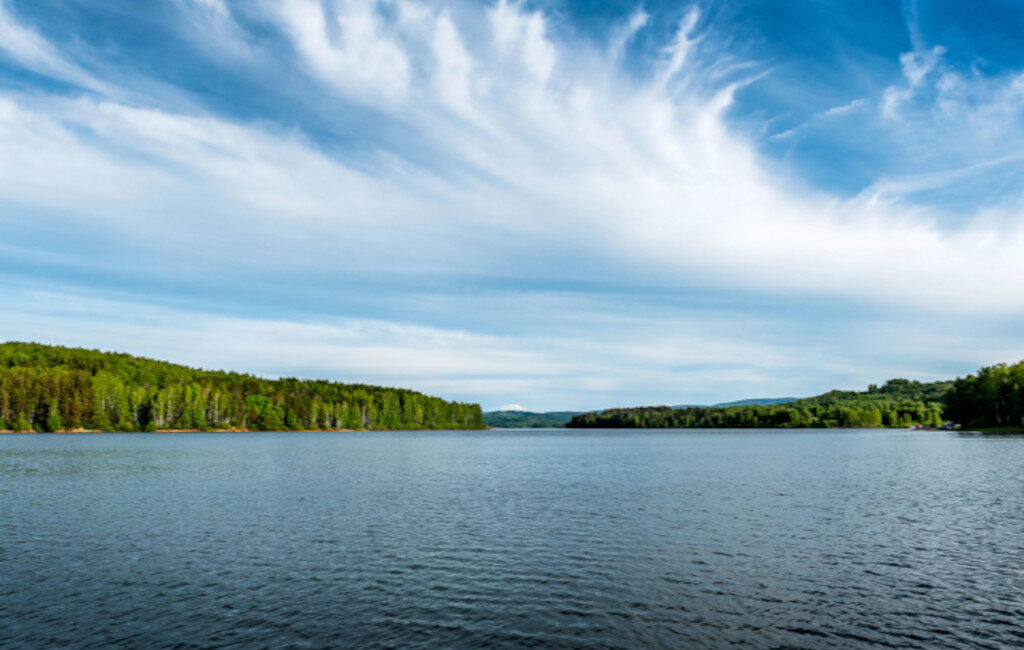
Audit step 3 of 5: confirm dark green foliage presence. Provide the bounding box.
[0,342,483,432]
[482,410,581,428]
[945,361,1024,429]
[567,379,951,429]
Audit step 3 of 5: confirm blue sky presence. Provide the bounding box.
[2,0,1024,411]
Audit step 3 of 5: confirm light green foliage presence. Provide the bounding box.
[568,378,951,429]
[0,342,483,432]
[45,398,62,432]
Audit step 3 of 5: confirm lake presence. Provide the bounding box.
[1,429,1022,648]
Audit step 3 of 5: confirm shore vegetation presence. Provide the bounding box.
[568,379,951,429]
[0,342,483,432]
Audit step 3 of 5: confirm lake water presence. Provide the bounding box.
[1,429,1022,648]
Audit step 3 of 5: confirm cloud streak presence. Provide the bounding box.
[2,0,1024,407]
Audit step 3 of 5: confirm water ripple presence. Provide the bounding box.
[1,429,1023,648]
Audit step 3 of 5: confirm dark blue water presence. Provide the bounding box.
[1,429,1022,649]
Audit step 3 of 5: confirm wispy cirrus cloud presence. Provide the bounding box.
[2,0,1024,408]
[0,0,106,91]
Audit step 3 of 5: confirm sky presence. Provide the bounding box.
[2,0,1024,411]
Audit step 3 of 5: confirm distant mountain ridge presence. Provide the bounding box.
[485,398,798,428]
[483,410,581,428]
[672,397,798,409]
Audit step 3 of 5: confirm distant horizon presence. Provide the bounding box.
[3,5,1021,645]
[3,1,1024,411]
[487,398,802,414]
[0,337,985,413]
[5,338,974,415]
[5,338,813,413]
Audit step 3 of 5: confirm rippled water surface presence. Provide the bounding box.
[1,429,1023,648]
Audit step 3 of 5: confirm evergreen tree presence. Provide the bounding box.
[0,342,484,432]
[45,398,62,432]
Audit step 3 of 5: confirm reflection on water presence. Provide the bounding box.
[1,429,1022,648]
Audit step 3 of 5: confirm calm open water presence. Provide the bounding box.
[1,429,1022,649]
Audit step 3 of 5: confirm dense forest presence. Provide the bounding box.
[0,342,483,432]
[945,360,1024,429]
[568,379,951,429]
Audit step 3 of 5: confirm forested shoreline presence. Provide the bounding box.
[569,366,1024,430]
[0,342,483,432]
[945,360,1024,429]
[4,341,1021,433]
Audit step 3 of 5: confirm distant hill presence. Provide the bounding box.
[483,410,582,428]
[672,397,798,409]
[486,399,797,428]
[568,379,952,429]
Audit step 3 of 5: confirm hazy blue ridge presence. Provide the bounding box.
[483,411,582,428]
[673,398,799,409]
[485,399,797,428]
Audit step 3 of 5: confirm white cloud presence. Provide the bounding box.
[3,1,1024,407]
[277,0,411,102]
[868,4,1024,178]
[172,0,254,59]
[882,46,945,119]
[769,98,866,140]
[609,7,649,63]
[0,287,816,410]
[2,1,1024,318]
[0,96,169,207]
[488,0,556,86]
[655,7,701,92]
[432,11,475,112]
[0,1,106,92]
[3,1,1024,315]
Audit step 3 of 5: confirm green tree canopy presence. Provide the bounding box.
[567,378,951,429]
[0,342,483,432]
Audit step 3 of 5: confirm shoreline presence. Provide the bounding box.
[961,426,1024,435]
[0,427,489,434]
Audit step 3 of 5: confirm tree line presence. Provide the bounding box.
[568,378,951,429]
[0,342,483,432]
[944,360,1024,429]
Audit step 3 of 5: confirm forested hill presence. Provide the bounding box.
[0,342,483,432]
[567,379,952,429]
